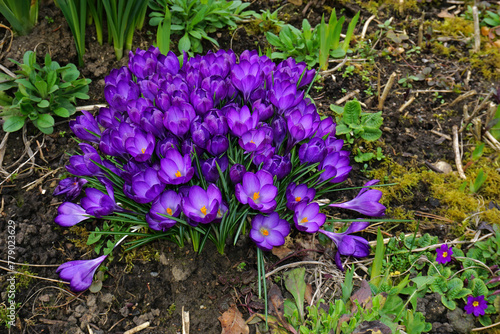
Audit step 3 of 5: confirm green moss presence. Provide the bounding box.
[346,0,417,15]
[432,17,474,38]
[67,226,94,253]
[15,265,35,289]
[119,243,160,273]
[467,48,500,80]
[431,42,459,58]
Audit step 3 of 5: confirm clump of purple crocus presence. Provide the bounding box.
[54,47,386,291]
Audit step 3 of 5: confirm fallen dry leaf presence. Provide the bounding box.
[219,305,249,334]
[352,320,392,334]
[437,9,454,18]
[272,245,293,259]
[304,283,313,305]
[268,284,285,320]
[350,280,372,314]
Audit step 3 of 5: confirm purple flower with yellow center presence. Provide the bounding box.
[146,190,181,231]
[227,105,259,137]
[158,149,194,185]
[236,170,277,213]
[328,180,386,217]
[181,184,222,224]
[286,183,316,211]
[318,152,352,184]
[293,202,325,233]
[262,154,291,180]
[231,60,263,101]
[69,110,101,143]
[125,129,155,162]
[436,244,453,264]
[319,221,370,271]
[129,167,166,204]
[299,137,327,164]
[55,202,91,227]
[464,295,488,317]
[229,164,246,184]
[238,128,270,153]
[249,213,291,251]
[57,255,107,292]
[53,177,88,201]
[81,187,121,218]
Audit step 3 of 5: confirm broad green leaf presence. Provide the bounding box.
[471,278,489,297]
[360,128,382,141]
[53,107,70,118]
[178,33,191,52]
[330,104,344,115]
[37,100,50,108]
[37,126,54,134]
[411,276,436,291]
[343,100,361,126]
[61,67,80,82]
[36,113,55,128]
[284,267,306,322]
[446,278,463,299]
[335,123,350,135]
[3,116,27,132]
[362,111,384,129]
[330,48,346,58]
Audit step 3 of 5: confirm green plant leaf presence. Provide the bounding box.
[411,276,436,291]
[472,142,485,161]
[446,278,463,299]
[343,100,361,126]
[370,228,384,288]
[3,116,27,132]
[360,128,382,142]
[362,111,384,129]
[37,100,49,108]
[36,113,55,128]
[178,33,191,52]
[53,107,70,118]
[471,278,489,297]
[284,267,306,323]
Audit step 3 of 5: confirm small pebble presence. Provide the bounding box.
[150,272,159,277]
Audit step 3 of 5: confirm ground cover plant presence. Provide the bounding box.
[1,0,500,333]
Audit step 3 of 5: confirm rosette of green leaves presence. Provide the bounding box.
[0,0,38,36]
[149,0,254,55]
[0,51,91,134]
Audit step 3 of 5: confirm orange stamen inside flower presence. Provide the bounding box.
[73,182,77,186]
[175,170,182,177]
[300,217,308,224]
[295,196,302,202]
[261,228,269,236]
[473,301,479,307]
[166,208,173,215]
[442,251,448,258]
[250,140,255,144]
[200,206,207,215]
[141,148,146,154]
[253,192,260,200]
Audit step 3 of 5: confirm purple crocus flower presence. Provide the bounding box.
[125,129,155,162]
[146,190,181,231]
[190,120,211,150]
[464,295,488,317]
[55,202,91,227]
[57,255,107,292]
[156,135,179,158]
[157,51,180,77]
[81,187,121,218]
[181,184,222,224]
[66,143,103,177]
[271,116,287,146]
[69,110,101,143]
[286,109,319,144]
[319,221,370,271]
[190,88,214,116]
[104,79,140,111]
[53,177,88,201]
[298,137,327,164]
[96,107,123,129]
[235,170,277,213]
[128,47,159,79]
[269,79,304,113]
[238,129,270,153]
[229,164,246,184]
[252,145,275,166]
[436,244,453,264]
[249,213,291,251]
[315,117,336,138]
[204,111,228,136]
[207,135,229,156]
[286,183,316,211]
[262,154,291,180]
[129,167,166,204]
[127,97,153,125]
[293,202,326,233]
[318,152,352,184]
[227,105,259,137]
[163,98,196,137]
[158,150,194,185]
[200,156,228,183]
[328,180,386,216]
[231,60,263,101]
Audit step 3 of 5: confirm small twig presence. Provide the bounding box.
[124,322,150,334]
[377,72,397,110]
[0,265,69,285]
[0,63,16,78]
[182,306,190,334]
[361,15,376,39]
[319,57,347,76]
[76,104,107,111]
[452,125,466,179]
[265,261,325,278]
[448,89,476,107]
[472,6,480,52]
[0,259,60,267]
[413,89,454,93]
[484,131,500,152]
[471,320,500,332]
[335,89,359,105]
[398,96,415,112]
[430,129,452,141]
[460,89,494,133]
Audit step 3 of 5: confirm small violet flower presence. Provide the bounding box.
[57,255,107,292]
[181,184,222,224]
[158,150,194,185]
[235,170,277,213]
[319,221,370,271]
[436,244,453,264]
[286,183,316,211]
[293,202,326,233]
[464,295,488,317]
[250,213,291,251]
[328,180,386,216]
[146,190,181,231]
[55,202,91,227]
[53,177,88,201]
[69,110,101,143]
[81,188,121,218]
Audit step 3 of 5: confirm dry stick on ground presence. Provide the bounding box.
[123,322,150,334]
[448,89,477,107]
[335,89,359,105]
[472,6,481,53]
[452,125,467,179]
[360,15,376,39]
[378,72,397,110]
[430,129,452,141]
[398,95,415,113]
[459,89,494,133]
[484,131,500,151]
[182,306,190,334]
[319,56,347,76]
[0,265,69,285]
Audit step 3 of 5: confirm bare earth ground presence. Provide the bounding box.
[0,1,499,333]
